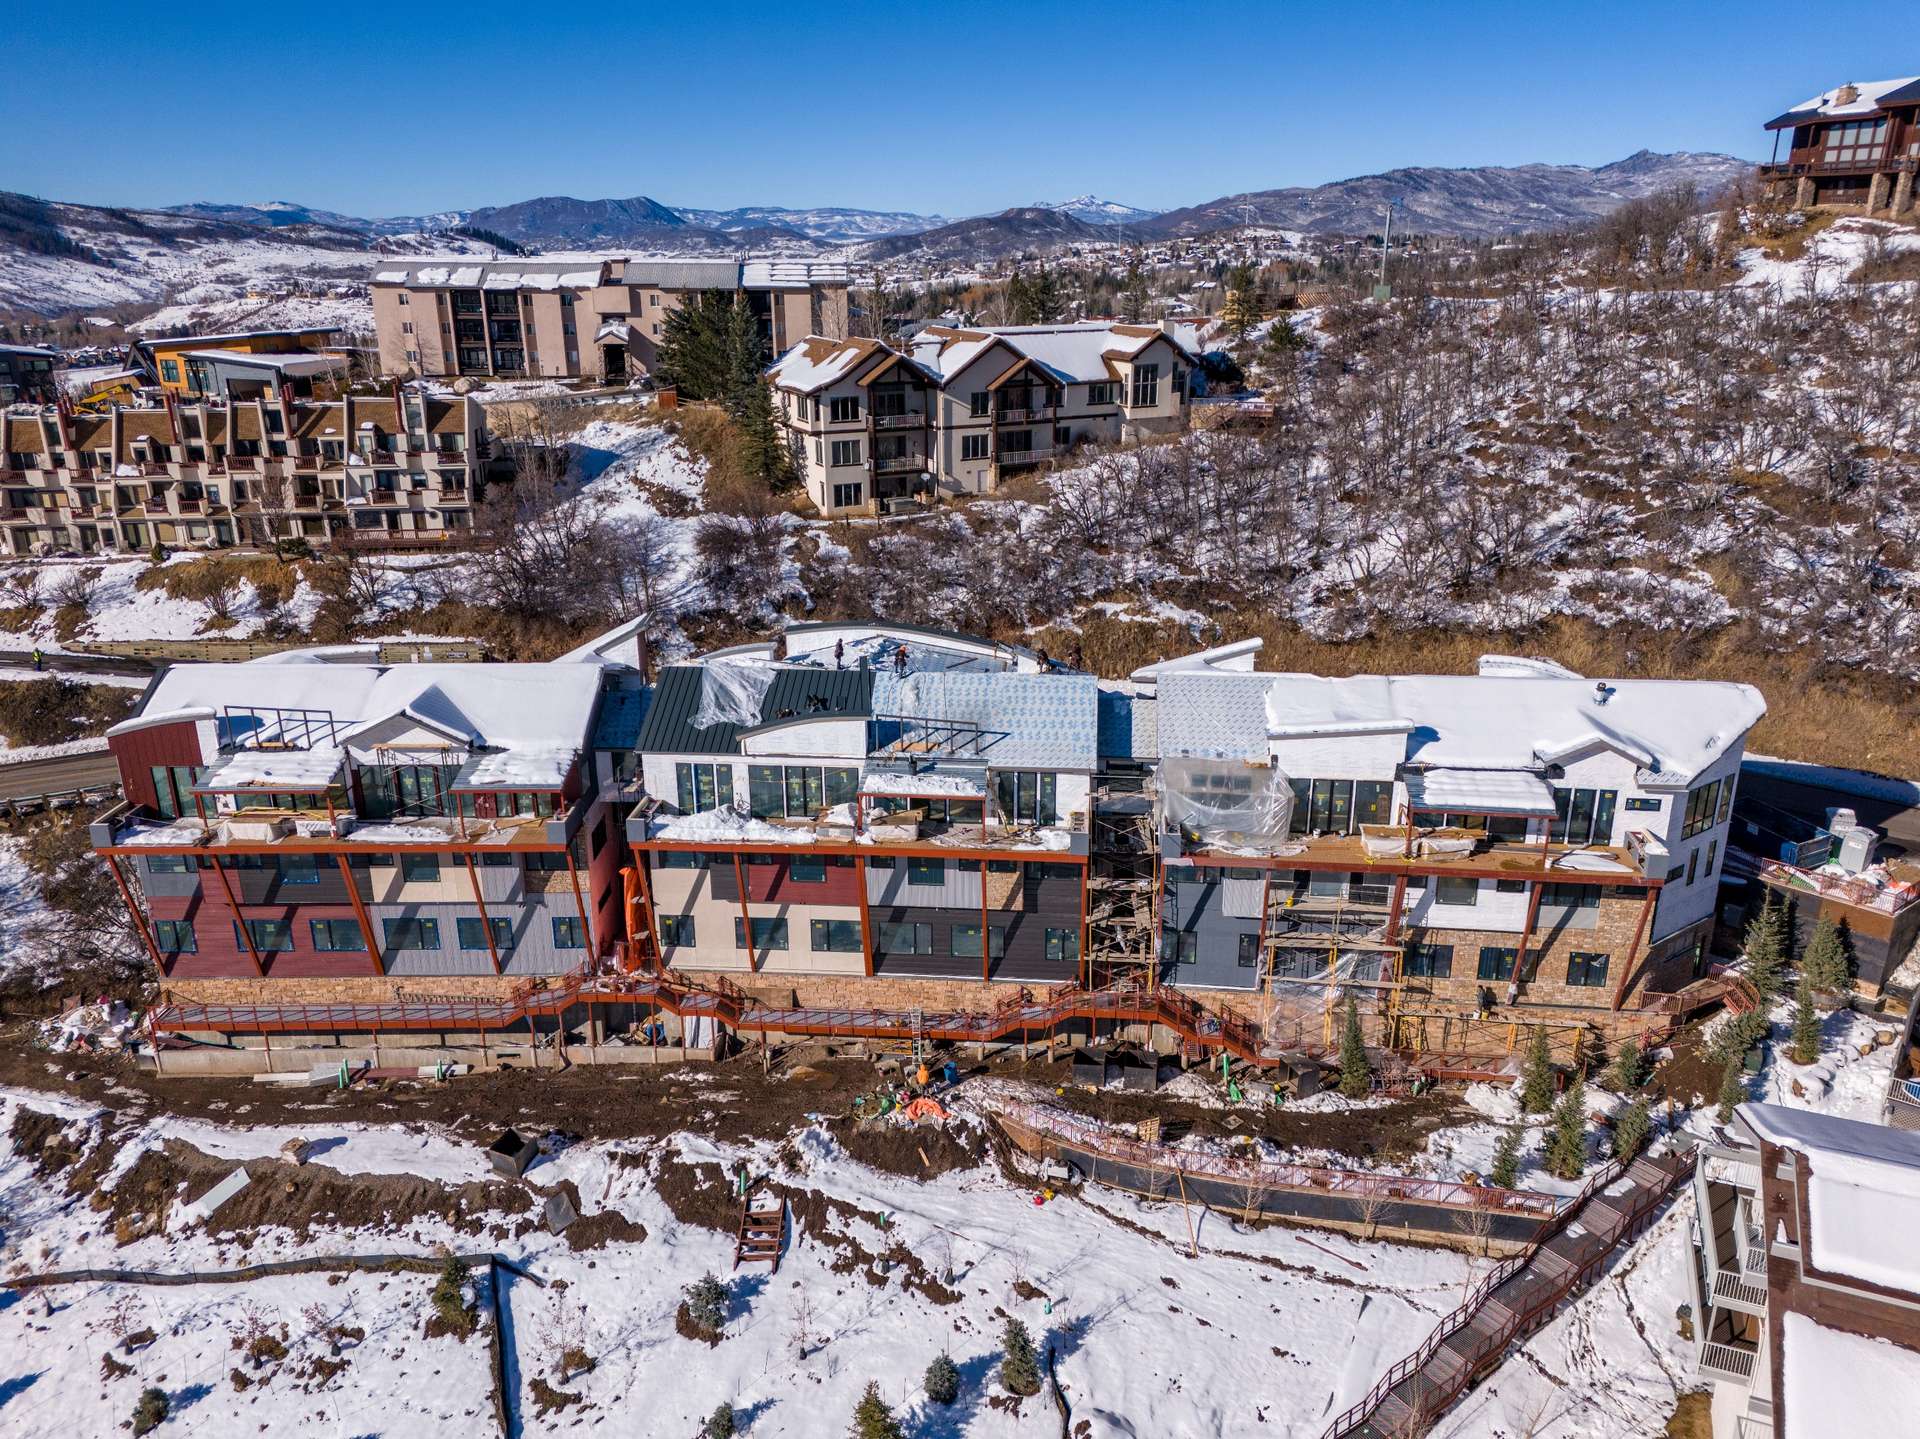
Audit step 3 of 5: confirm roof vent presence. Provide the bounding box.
[1592,681,1613,706]
[1834,83,1860,104]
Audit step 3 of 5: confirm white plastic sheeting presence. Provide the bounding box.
[1159,756,1295,853]
[691,661,775,731]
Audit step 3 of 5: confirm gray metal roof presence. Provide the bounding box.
[621,260,743,289]
[634,665,873,757]
[592,679,652,752]
[872,670,1099,771]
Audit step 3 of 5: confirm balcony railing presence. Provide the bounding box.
[1761,152,1913,176]
[1711,1267,1768,1314]
[995,405,1055,424]
[994,447,1055,467]
[1699,1340,1759,1384]
[873,453,926,476]
[871,412,925,430]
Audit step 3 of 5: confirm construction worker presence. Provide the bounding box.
[30,646,42,673]
[893,644,910,678]
[833,637,845,669]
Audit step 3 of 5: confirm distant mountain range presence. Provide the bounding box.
[1036,195,1160,225]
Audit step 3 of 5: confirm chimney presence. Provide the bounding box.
[1592,681,1612,706]
[1834,83,1860,105]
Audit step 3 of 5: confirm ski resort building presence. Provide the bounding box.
[88,626,1768,1076]
[0,343,59,406]
[1,388,486,555]
[1762,75,1920,214]
[369,258,852,383]
[1688,1104,1920,1439]
[767,321,1200,515]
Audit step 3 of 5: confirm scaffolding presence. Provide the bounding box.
[1085,767,1157,987]
[1260,876,1407,1054]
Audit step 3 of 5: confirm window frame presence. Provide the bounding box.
[153,918,196,953]
[1566,951,1610,988]
[381,917,441,951]
[309,918,367,953]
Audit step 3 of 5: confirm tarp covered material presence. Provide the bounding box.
[691,661,776,731]
[1403,767,1558,817]
[1160,757,1294,853]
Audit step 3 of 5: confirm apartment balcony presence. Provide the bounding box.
[173,497,205,515]
[368,489,409,506]
[1698,1339,1761,1385]
[1710,1266,1769,1317]
[994,446,1056,467]
[995,405,1056,425]
[871,412,927,431]
[873,453,927,476]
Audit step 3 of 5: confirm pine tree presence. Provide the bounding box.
[1000,1318,1042,1397]
[1337,993,1370,1098]
[1790,986,1822,1065]
[1520,1025,1556,1115]
[734,378,791,490]
[1613,1097,1652,1163]
[685,1273,729,1335]
[1223,262,1258,341]
[705,1403,736,1439]
[1545,1072,1589,1180]
[1489,1125,1523,1189]
[1743,894,1788,1003]
[849,1383,904,1439]
[1609,1038,1644,1092]
[924,1352,960,1406]
[1716,1055,1747,1124]
[1800,915,1851,1004]
[1120,251,1150,322]
[132,1388,169,1437]
[721,294,769,421]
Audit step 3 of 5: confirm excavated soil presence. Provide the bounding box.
[824,1113,988,1179]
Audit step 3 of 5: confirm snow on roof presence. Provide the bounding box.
[1769,76,1920,127]
[1740,1102,1920,1294]
[871,670,1099,771]
[0,343,58,359]
[1403,767,1558,817]
[377,261,608,289]
[649,807,818,845]
[109,663,385,739]
[1781,1311,1920,1439]
[860,768,985,798]
[767,337,883,393]
[1130,638,1264,686]
[196,745,346,791]
[181,349,346,376]
[742,259,851,290]
[1156,668,1764,782]
[909,322,1197,386]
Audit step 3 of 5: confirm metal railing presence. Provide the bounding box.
[1712,1267,1768,1311]
[1700,1340,1759,1382]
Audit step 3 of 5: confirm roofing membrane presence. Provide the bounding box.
[872,670,1098,772]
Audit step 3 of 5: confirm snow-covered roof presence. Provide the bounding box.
[180,349,346,377]
[767,336,890,394]
[1780,1311,1920,1439]
[742,259,851,290]
[0,343,58,359]
[1403,767,1558,817]
[1740,1103,1920,1295]
[196,745,347,791]
[1156,662,1765,784]
[108,663,386,739]
[1129,638,1263,686]
[908,322,1200,386]
[375,260,609,289]
[1767,76,1920,128]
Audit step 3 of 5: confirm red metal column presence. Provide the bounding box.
[210,855,263,976]
[106,854,165,973]
[337,854,385,974]
[1611,888,1658,1012]
[460,853,501,975]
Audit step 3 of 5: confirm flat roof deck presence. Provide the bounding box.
[1183,831,1657,886]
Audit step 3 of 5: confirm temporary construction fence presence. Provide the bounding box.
[989,1098,1564,1248]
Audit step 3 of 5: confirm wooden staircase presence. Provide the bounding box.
[733,1187,784,1272]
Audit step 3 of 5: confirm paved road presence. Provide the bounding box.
[0,750,120,803]
[0,649,154,681]
[1739,767,1920,859]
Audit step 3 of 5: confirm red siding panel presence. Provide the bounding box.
[747,857,862,905]
[109,720,207,809]
[148,894,372,979]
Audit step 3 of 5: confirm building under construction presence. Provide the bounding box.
[89,621,1770,1078]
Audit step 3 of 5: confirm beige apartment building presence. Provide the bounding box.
[767,321,1201,515]
[1,389,485,556]
[371,257,850,383]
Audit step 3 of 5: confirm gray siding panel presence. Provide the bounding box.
[365,898,580,978]
[1165,879,1262,992]
[867,858,982,911]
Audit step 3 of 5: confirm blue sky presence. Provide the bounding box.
[3,1,1897,217]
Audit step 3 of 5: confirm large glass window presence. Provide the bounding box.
[950,924,1006,959]
[1047,928,1079,965]
[153,919,196,953]
[400,853,441,883]
[1404,943,1453,978]
[382,918,440,950]
[1681,779,1723,841]
[906,857,945,886]
[1551,787,1620,845]
[457,917,513,952]
[994,771,1058,826]
[309,919,366,952]
[553,916,588,949]
[732,917,787,951]
[676,762,735,814]
[279,854,319,885]
[1286,777,1387,836]
[660,915,695,947]
[149,765,202,819]
[810,919,861,953]
[234,919,295,952]
[1434,877,1479,906]
[360,764,458,819]
[1476,946,1517,981]
[1567,951,1610,988]
[748,765,858,820]
[876,922,932,954]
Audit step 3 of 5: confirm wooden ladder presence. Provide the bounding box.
[733,1186,785,1272]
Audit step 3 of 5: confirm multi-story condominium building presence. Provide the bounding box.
[92,657,624,992]
[1763,75,1920,214]
[137,328,349,397]
[1149,653,1765,1052]
[1688,1103,1920,1439]
[90,623,1768,1075]
[370,258,851,383]
[1,389,485,556]
[0,343,59,405]
[767,321,1200,516]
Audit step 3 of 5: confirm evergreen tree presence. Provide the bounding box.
[734,378,791,489]
[1223,263,1258,341]
[1716,1055,1747,1124]
[1120,252,1150,322]
[1613,1097,1652,1163]
[1742,894,1788,1003]
[850,1382,905,1439]
[1000,1318,1042,1397]
[923,1352,960,1406]
[1489,1125,1523,1189]
[1520,1025,1556,1115]
[132,1388,169,1437]
[1545,1072,1589,1180]
[1800,915,1851,1004]
[1008,264,1061,325]
[1337,993,1370,1098]
[685,1273,729,1335]
[655,289,767,407]
[705,1403,736,1439]
[1609,1038,1645,1092]
[1789,985,1822,1065]
[721,294,770,420]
